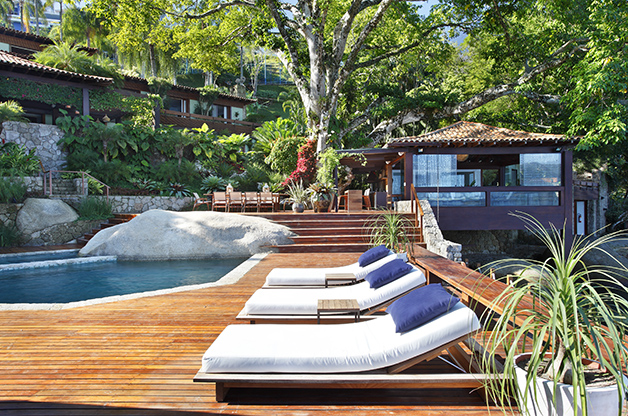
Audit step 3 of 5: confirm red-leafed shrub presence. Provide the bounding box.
[281,139,316,187]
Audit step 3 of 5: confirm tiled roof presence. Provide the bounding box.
[0,26,54,45]
[123,75,257,103]
[387,121,577,147]
[0,51,113,84]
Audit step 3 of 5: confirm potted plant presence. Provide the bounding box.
[286,180,308,213]
[365,209,415,255]
[480,212,628,416]
[307,182,335,213]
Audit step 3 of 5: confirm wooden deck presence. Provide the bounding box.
[0,251,513,415]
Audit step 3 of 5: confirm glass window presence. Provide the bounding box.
[168,99,183,112]
[505,164,520,186]
[490,191,559,206]
[413,154,457,187]
[520,153,561,186]
[213,105,227,118]
[482,169,499,186]
[456,169,481,186]
[416,192,485,207]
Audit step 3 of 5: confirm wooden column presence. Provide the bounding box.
[563,149,574,246]
[82,88,90,116]
[386,162,393,208]
[404,152,413,200]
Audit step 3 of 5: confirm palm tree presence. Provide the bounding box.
[33,42,122,82]
[0,0,14,27]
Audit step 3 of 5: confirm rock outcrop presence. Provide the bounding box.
[79,209,294,260]
[16,198,79,236]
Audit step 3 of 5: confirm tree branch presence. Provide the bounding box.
[366,38,589,146]
[353,22,474,70]
[156,0,257,20]
[338,96,387,140]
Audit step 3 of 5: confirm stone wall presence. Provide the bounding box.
[60,195,194,213]
[418,200,463,262]
[395,200,463,262]
[0,203,22,228]
[1,201,100,246]
[22,219,101,246]
[0,177,43,193]
[1,121,67,171]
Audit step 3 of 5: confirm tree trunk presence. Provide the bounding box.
[59,0,63,41]
[149,44,157,78]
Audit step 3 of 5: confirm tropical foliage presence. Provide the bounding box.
[0,142,40,176]
[366,210,415,253]
[480,213,628,415]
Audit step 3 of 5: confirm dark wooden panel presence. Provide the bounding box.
[432,206,566,230]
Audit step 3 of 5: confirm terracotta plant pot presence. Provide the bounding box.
[514,353,623,416]
[313,199,330,213]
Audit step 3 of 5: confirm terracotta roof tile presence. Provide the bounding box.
[122,75,256,103]
[0,27,54,46]
[387,121,577,147]
[0,51,113,84]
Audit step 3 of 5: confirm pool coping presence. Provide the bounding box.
[0,252,269,311]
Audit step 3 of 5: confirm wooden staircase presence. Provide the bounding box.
[77,213,138,246]
[251,212,424,253]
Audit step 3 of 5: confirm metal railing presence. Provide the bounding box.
[41,169,110,201]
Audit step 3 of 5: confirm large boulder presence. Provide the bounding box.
[16,198,79,236]
[79,209,294,260]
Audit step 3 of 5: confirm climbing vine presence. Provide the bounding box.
[0,78,81,108]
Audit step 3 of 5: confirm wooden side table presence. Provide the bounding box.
[324,273,356,287]
[317,299,360,324]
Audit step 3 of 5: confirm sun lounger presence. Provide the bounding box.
[195,286,484,401]
[238,262,426,323]
[264,247,407,288]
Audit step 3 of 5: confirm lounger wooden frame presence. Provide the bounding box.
[261,272,358,289]
[194,331,503,402]
[236,283,425,324]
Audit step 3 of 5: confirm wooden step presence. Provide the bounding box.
[290,227,371,236]
[272,219,374,228]
[77,213,139,245]
[291,235,370,244]
[274,243,371,253]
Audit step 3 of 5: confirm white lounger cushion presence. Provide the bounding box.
[243,267,426,315]
[265,251,402,286]
[201,302,480,373]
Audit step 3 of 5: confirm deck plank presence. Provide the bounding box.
[0,251,511,415]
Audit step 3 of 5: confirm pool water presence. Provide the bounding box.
[0,258,247,304]
[0,250,78,265]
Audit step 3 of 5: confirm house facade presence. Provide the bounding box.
[0,28,259,135]
[342,121,586,237]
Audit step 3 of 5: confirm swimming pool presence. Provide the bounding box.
[0,249,79,264]
[0,257,249,304]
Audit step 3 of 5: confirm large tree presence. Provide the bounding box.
[89,0,626,152]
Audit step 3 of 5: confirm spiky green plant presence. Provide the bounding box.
[77,197,113,220]
[0,101,27,133]
[285,180,309,205]
[365,210,414,252]
[480,212,628,415]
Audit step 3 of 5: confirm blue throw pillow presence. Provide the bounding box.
[386,284,460,333]
[358,245,390,267]
[364,259,414,288]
